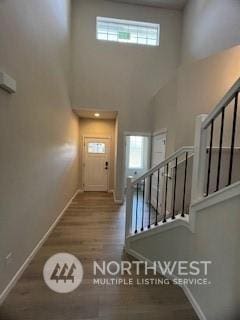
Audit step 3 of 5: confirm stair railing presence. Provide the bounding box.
[125,77,240,239]
[125,146,194,238]
[199,78,240,198]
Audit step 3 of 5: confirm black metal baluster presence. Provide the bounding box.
[155,169,160,226]
[163,164,169,223]
[148,174,152,229]
[206,120,214,196]
[181,152,188,217]
[216,109,225,191]
[135,183,139,234]
[227,92,238,186]
[141,178,145,231]
[172,157,178,219]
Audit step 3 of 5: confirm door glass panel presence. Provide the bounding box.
[88,143,106,154]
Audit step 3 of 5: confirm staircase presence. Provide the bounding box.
[124,78,240,320]
[125,77,240,239]
[125,146,194,236]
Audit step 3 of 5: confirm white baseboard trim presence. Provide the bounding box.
[0,189,80,306]
[125,247,206,320]
[113,190,124,204]
[114,199,124,204]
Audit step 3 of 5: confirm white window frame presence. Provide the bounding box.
[96,16,160,47]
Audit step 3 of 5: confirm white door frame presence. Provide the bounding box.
[152,128,167,137]
[82,135,111,192]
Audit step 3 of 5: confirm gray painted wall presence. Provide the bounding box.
[181,0,240,64]
[0,0,79,295]
[152,0,240,155]
[152,46,240,155]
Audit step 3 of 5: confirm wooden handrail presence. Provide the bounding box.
[202,78,240,130]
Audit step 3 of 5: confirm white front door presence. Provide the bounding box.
[83,138,110,191]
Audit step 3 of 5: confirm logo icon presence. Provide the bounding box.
[43,253,83,293]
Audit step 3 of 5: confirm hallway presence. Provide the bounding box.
[0,192,197,319]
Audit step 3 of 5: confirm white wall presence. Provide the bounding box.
[152,0,240,155]
[176,46,240,149]
[0,0,79,295]
[151,75,178,156]
[71,0,182,200]
[152,46,240,155]
[181,0,240,64]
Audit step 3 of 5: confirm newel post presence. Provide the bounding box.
[125,176,134,240]
[191,114,208,204]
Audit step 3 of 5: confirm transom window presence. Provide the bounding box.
[96,17,160,46]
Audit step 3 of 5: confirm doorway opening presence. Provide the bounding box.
[75,110,117,193]
[125,135,151,184]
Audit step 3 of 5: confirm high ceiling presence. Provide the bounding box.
[108,0,187,10]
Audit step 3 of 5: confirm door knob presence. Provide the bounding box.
[105,161,109,170]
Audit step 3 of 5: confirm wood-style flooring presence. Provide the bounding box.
[0,192,198,319]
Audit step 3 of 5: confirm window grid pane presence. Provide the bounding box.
[88,143,106,154]
[97,17,160,47]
